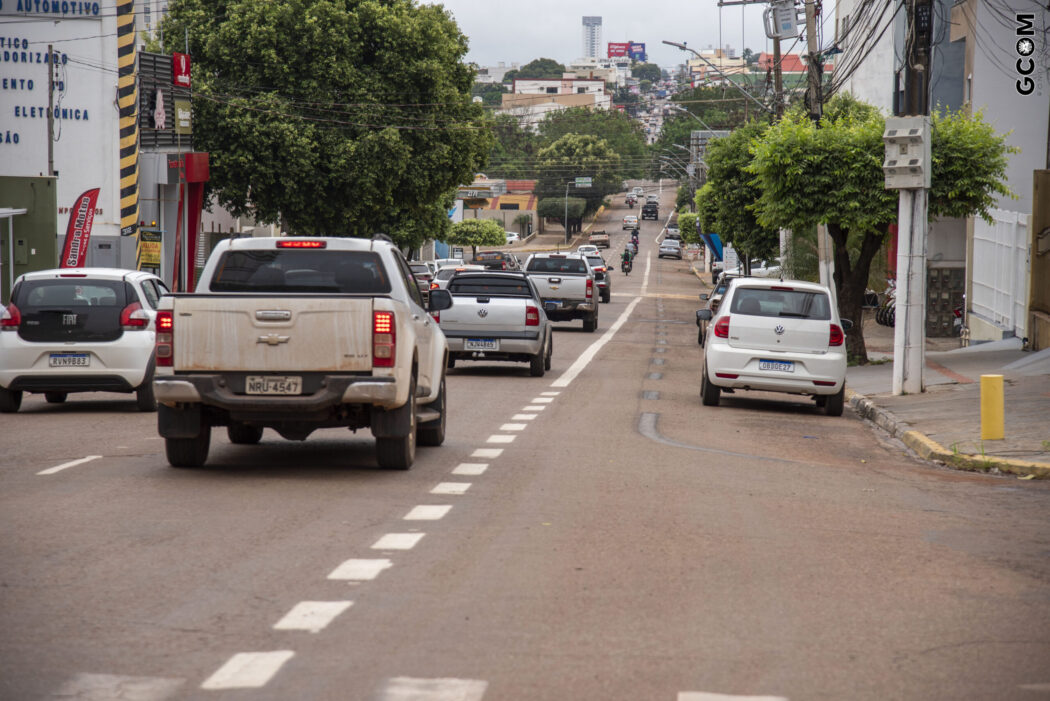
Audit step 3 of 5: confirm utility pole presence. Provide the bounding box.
[772,36,784,119]
[47,44,55,177]
[888,0,935,395]
[803,0,822,123]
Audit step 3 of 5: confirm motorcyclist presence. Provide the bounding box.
[620,247,633,275]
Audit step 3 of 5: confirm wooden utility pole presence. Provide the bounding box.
[804,0,821,122]
[772,36,784,119]
[47,44,55,176]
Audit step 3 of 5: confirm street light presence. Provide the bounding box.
[668,103,715,132]
[662,39,772,115]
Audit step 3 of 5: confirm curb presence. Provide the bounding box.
[845,389,1050,479]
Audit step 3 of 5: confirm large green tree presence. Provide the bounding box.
[538,108,648,178]
[161,0,492,248]
[486,113,540,179]
[445,218,506,258]
[535,134,622,214]
[503,57,566,82]
[632,62,661,83]
[748,95,1014,362]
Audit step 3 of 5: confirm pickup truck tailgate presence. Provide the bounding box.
[172,296,374,372]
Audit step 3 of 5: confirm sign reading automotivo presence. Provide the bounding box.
[0,1,101,16]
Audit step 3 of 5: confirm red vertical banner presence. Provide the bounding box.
[59,188,101,268]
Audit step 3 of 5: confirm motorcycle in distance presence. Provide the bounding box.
[621,258,633,275]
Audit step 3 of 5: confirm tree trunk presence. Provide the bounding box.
[827,223,888,365]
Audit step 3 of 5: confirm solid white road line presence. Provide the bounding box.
[404,505,452,520]
[471,448,503,459]
[499,423,527,431]
[273,601,352,633]
[550,295,643,389]
[511,414,537,421]
[378,677,488,701]
[371,533,425,550]
[486,434,515,444]
[431,482,471,495]
[678,693,788,701]
[37,455,102,476]
[452,462,488,475]
[522,405,546,412]
[55,674,183,701]
[328,558,392,581]
[200,651,295,690]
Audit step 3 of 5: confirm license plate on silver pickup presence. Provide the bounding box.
[758,359,794,373]
[464,338,499,351]
[49,353,89,367]
[245,375,302,395]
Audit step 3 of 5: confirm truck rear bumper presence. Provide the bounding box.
[154,375,400,411]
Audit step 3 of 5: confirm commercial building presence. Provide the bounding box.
[498,78,612,130]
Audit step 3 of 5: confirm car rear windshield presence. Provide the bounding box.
[586,256,605,267]
[210,250,391,293]
[729,287,831,320]
[526,257,588,274]
[13,278,130,342]
[448,276,533,297]
[409,263,431,275]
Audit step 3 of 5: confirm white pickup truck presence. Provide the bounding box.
[439,271,553,376]
[152,236,453,470]
[524,253,599,332]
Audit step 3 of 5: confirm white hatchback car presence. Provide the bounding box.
[697,279,851,416]
[0,268,168,412]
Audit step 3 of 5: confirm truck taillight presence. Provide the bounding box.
[829,323,844,346]
[586,277,593,299]
[373,311,396,368]
[501,261,507,270]
[525,305,540,326]
[714,316,730,338]
[155,310,174,366]
[120,301,150,329]
[1,303,20,330]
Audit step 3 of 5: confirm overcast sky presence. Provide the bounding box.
[427,0,776,69]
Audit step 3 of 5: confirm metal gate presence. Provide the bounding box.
[971,208,1030,338]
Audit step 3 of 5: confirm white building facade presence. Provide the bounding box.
[582,16,602,60]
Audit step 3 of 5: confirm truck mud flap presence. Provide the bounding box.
[158,404,204,438]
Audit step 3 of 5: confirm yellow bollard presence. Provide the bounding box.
[980,374,1005,440]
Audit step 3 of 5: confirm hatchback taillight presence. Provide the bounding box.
[1,303,20,330]
[155,310,174,366]
[525,305,540,326]
[714,316,730,338]
[120,301,150,329]
[829,323,844,346]
[373,311,396,368]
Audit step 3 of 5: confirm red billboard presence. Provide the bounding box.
[607,42,630,58]
[59,189,101,269]
[172,52,191,88]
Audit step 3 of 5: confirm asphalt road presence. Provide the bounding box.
[2,194,1049,701]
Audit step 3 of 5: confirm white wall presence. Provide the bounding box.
[833,0,897,114]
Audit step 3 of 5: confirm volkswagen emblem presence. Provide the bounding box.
[774,324,785,335]
[477,308,488,318]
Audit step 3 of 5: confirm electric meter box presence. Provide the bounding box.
[883,116,931,189]
[763,0,800,39]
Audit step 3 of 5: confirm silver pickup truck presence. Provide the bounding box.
[524,253,598,332]
[438,271,553,376]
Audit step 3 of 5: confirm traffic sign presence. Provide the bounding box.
[574,177,592,188]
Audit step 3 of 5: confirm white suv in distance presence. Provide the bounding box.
[697,279,851,416]
[0,268,167,412]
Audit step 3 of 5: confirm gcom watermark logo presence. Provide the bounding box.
[1015,13,1038,95]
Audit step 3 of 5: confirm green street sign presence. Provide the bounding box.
[574,176,592,188]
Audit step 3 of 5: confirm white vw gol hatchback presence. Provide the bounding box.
[696,278,852,416]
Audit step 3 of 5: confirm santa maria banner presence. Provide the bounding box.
[59,188,101,268]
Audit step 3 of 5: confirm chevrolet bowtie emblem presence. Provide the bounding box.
[257,334,290,346]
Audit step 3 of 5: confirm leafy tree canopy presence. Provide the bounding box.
[535,134,622,214]
[445,218,506,257]
[538,107,648,179]
[503,57,566,82]
[160,0,493,249]
[537,197,586,220]
[677,211,698,243]
[471,83,507,107]
[632,63,661,83]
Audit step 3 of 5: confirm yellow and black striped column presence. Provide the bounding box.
[117,0,138,236]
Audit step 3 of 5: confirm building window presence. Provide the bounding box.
[546,87,557,94]
[577,87,586,94]
[144,4,151,27]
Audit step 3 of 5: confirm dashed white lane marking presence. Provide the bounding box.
[641,251,652,290]
[540,391,560,396]
[200,651,295,690]
[499,423,527,431]
[432,482,471,495]
[404,505,452,520]
[273,601,352,633]
[486,434,515,444]
[37,455,102,476]
[372,533,425,550]
[511,414,537,421]
[550,295,643,389]
[523,405,546,411]
[378,677,488,701]
[328,558,392,581]
[530,397,554,404]
[453,462,488,475]
[677,693,788,700]
[471,448,503,459]
[55,673,183,700]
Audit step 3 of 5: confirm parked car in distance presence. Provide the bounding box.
[623,215,640,230]
[697,278,851,416]
[584,254,612,303]
[505,232,521,244]
[439,271,553,377]
[472,250,520,271]
[749,258,782,278]
[0,267,168,413]
[658,239,683,260]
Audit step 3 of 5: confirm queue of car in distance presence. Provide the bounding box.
[623,215,639,230]
[0,268,169,413]
[696,278,851,416]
